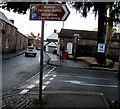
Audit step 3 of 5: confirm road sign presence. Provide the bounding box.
[97,43,105,53]
[30,4,70,21]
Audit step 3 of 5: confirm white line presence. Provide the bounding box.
[47,71,51,74]
[59,75,110,80]
[35,80,39,84]
[19,89,29,94]
[44,81,51,85]
[43,77,45,80]
[44,74,49,77]
[63,80,117,88]
[52,75,57,78]
[19,67,56,95]
[76,76,110,80]
[42,85,46,90]
[27,85,35,89]
[49,78,54,81]
[80,83,118,88]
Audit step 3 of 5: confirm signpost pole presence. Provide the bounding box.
[30,4,70,104]
[118,53,120,104]
[39,20,45,103]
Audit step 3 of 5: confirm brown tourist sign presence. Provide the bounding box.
[29,4,70,21]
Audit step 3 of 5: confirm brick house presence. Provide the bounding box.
[58,29,120,60]
[0,11,28,55]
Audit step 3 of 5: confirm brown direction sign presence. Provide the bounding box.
[29,4,70,21]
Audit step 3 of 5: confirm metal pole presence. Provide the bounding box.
[62,21,64,29]
[118,53,120,103]
[39,21,45,102]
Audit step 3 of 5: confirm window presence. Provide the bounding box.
[2,23,5,30]
[6,39,9,48]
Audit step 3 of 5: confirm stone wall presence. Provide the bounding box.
[59,36,120,59]
[0,19,28,55]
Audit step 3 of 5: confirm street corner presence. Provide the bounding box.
[29,90,110,108]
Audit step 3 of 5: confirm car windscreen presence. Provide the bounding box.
[28,47,34,49]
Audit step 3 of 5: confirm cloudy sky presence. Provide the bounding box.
[0,5,98,39]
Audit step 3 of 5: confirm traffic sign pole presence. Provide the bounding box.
[29,4,70,104]
[39,21,45,102]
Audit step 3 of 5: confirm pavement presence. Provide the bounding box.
[1,50,119,109]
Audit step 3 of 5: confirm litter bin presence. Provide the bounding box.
[63,49,68,58]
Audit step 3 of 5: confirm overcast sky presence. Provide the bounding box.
[0,5,99,39]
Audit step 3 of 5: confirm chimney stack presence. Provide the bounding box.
[10,20,14,24]
[54,29,57,33]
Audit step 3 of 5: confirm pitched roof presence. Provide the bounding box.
[59,29,97,40]
[46,33,58,42]
[59,29,120,42]
[0,11,15,27]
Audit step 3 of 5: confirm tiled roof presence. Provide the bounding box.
[46,33,58,42]
[59,29,97,40]
[59,29,120,42]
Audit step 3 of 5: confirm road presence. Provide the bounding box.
[2,52,118,102]
[14,66,118,102]
[51,67,118,101]
[2,51,49,94]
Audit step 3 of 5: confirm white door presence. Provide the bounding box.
[67,42,73,54]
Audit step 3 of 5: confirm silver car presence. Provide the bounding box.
[25,46,37,57]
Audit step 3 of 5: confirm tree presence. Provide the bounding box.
[0,2,65,14]
[104,2,119,56]
[70,2,120,64]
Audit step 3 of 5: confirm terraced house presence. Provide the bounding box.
[0,11,28,55]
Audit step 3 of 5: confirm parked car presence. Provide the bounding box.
[25,46,37,57]
[36,46,41,50]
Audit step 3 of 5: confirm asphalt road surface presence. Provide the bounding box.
[2,51,49,94]
[14,66,118,102]
[44,67,119,102]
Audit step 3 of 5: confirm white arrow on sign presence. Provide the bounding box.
[61,5,69,21]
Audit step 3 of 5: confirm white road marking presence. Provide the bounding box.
[63,80,117,88]
[49,78,54,81]
[35,80,39,84]
[47,71,51,74]
[81,83,118,88]
[44,74,49,77]
[19,67,56,94]
[19,89,29,94]
[52,75,57,78]
[76,76,110,80]
[44,81,51,85]
[42,85,46,90]
[27,85,35,89]
[59,75,110,80]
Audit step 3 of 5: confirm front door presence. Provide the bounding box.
[67,42,73,54]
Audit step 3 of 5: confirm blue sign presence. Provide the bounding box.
[30,13,37,19]
[97,43,105,53]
